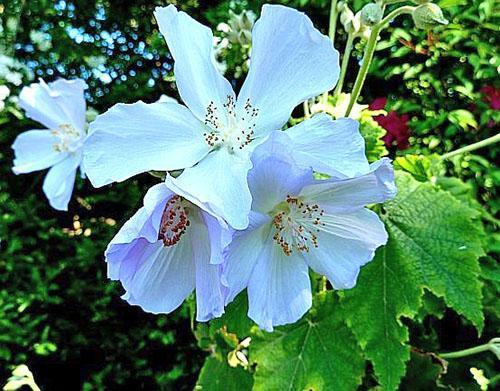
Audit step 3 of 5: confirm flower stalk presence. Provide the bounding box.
[323,0,340,104]
[439,338,500,359]
[333,31,355,99]
[441,133,500,159]
[328,0,340,43]
[345,5,415,117]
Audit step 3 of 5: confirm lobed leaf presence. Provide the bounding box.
[250,292,365,391]
[342,171,485,390]
[195,356,253,391]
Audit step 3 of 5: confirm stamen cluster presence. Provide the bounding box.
[158,195,190,246]
[52,124,81,153]
[272,195,325,256]
[203,95,259,151]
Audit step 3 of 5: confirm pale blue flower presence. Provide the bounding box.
[12,79,87,210]
[83,4,339,229]
[222,138,397,331]
[106,182,231,321]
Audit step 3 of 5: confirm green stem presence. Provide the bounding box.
[441,133,500,160]
[333,32,355,99]
[345,5,415,117]
[440,343,492,359]
[382,0,409,5]
[322,0,340,104]
[328,0,339,43]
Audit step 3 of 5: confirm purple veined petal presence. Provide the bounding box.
[83,101,210,187]
[154,5,235,124]
[237,4,340,136]
[285,113,370,178]
[107,183,174,275]
[12,129,67,174]
[249,140,314,214]
[42,153,81,211]
[303,208,387,290]
[192,211,225,321]
[164,148,253,230]
[222,211,271,305]
[299,157,397,213]
[19,78,87,131]
[107,183,225,320]
[106,189,197,315]
[247,236,312,331]
[119,238,196,315]
[201,211,233,265]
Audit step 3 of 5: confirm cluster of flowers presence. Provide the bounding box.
[12,5,396,330]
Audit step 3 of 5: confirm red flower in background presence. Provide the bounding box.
[369,97,387,111]
[369,97,411,150]
[480,86,500,110]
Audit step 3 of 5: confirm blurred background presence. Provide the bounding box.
[0,0,498,389]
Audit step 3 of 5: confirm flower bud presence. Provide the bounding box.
[412,3,449,30]
[340,5,359,33]
[223,10,256,46]
[360,3,383,26]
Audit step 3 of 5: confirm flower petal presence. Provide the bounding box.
[119,239,196,315]
[107,184,174,278]
[304,209,387,289]
[42,154,81,211]
[222,213,271,304]
[154,5,235,122]
[164,148,253,230]
[201,211,232,265]
[237,4,339,135]
[83,101,209,187]
[12,129,66,174]
[249,140,314,213]
[19,79,87,131]
[192,211,225,321]
[300,158,397,213]
[286,113,369,177]
[247,239,312,331]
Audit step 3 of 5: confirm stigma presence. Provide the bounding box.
[203,95,258,152]
[158,195,190,247]
[272,195,325,256]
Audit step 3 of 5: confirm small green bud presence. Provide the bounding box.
[340,5,357,33]
[412,3,449,30]
[360,3,383,26]
[237,30,252,46]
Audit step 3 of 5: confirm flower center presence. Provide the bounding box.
[272,196,325,256]
[203,95,258,152]
[158,195,190,247]
[52,124,83,153]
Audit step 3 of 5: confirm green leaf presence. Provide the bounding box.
[359,112,388,162]
[342,242,421,391]
[195,357,253,391]
[209,292,254,338]
[386,172,485,329]
[342,172,485,390]
[394,154,444,182]
[400,350,447,390]
[250,292,365,391]
[448,109,478,130]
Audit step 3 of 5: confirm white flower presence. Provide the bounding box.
[12,79,88,210]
